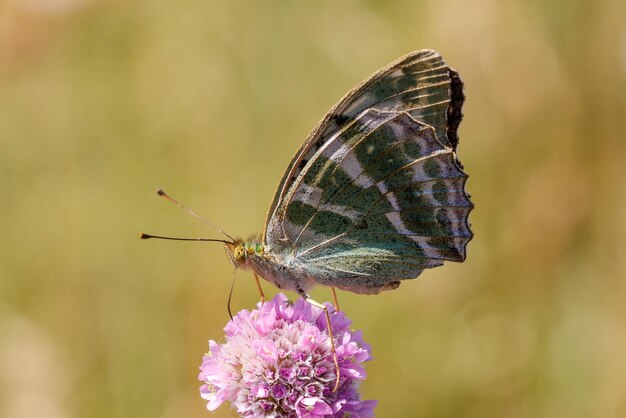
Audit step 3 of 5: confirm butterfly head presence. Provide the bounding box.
[225,237,264,267]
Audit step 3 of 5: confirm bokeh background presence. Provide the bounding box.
[2,0,626,417]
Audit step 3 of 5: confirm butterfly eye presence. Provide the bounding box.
[233,246,247,262]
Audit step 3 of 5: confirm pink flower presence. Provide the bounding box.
[198,293,376,417]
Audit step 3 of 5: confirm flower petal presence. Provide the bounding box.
[253,338,279,363]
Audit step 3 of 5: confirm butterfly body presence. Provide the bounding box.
[227,238,316,292]
[227,49,473,296]
[228,238,401,294]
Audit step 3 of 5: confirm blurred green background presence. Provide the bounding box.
[1,0,625,417]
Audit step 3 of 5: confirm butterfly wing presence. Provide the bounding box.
[264,49,463,240]
[263,50,472,293]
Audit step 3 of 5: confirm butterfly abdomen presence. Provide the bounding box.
[250,251,317,292]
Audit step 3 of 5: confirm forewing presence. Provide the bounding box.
[264,49,463,243]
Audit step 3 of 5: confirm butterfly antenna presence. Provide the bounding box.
[227,268,238,321]
[140,234,230,244]
[156,188,236,242]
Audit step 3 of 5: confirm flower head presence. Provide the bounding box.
[198,293,376,417]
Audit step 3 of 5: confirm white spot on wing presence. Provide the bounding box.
[377,182,400,210]
[389,68,405,78]
[408,236,446,259]
[340,151,374,188]
[384,211,411,235]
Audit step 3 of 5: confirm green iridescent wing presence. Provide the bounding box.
[263,50,472,294]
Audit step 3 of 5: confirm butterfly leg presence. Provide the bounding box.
[331,287,341,312]
[253,271,266,303]
[297,288,341,393]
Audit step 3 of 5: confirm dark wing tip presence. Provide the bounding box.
[446,68,465,150]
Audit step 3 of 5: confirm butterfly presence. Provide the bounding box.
[225,49,473,301]
[143,49,473,391]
